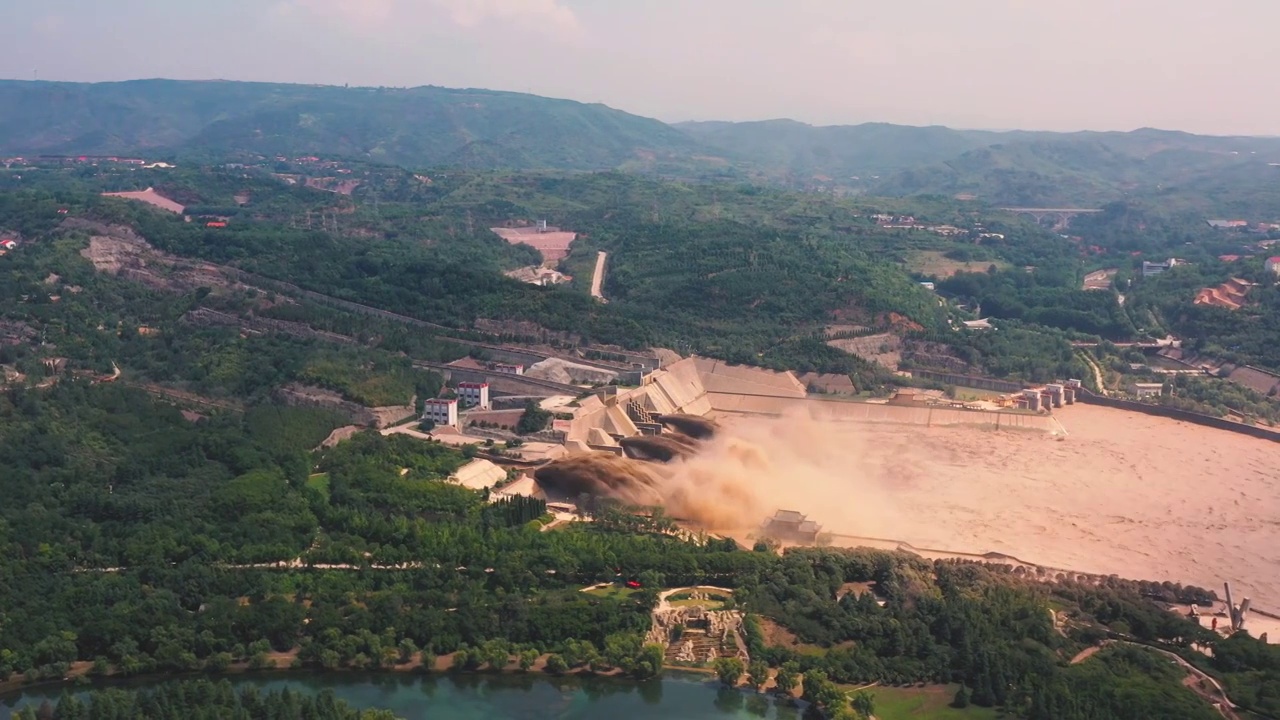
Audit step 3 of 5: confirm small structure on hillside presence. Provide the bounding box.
[761,510,822,544]
[1128,382,1165,399]
[457,381,491,410]
[1142,258,1182,278]
[1194,277,1254,310]
[422,398,459,428]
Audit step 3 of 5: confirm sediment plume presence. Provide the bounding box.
[656,414,718,439]
[620,434,700,462]
[534,410,902,536]
[534,454,666,506]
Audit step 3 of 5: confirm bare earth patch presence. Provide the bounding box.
[908,250,1008,278]
[101,188,185,214]
[1083,268,1118,291]
[826,332,902,369]
[491,227,578,265]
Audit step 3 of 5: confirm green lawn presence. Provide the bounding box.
[951,387,1007,402]
[861,685,1001,720]
[908,250,1010,279]
[669,597,727,610]
[306,473,331,500]
[583,584,641,600]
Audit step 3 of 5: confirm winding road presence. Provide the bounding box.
[1078,350,1108,396]
[1073,640,1242,719]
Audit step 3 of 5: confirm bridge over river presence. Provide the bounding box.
[1001,207,1103,229]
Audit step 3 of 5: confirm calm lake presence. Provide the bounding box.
[1,672,805,719]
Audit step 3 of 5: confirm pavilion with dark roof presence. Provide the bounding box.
[761,509,822,544]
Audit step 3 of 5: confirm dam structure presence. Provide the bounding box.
[561,357,1061,453]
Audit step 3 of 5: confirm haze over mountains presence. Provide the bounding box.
[0,80,700,171]
[5,79,1280,210]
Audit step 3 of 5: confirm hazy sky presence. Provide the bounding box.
[4,0,1278,135]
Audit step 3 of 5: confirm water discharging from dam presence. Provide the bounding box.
[542,358,1279,608]
[536,411,905,536]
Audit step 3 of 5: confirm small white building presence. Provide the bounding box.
[422,398,458,427]
[492,363,524,375]
[1128,382,1164,399]
[457,381,490,410]
[1265,256,1280,275]
[1142,258,1181,278]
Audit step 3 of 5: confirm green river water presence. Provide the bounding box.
[2,672,805,719]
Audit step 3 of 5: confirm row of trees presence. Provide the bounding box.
[939,266,1137,341]
[10,681,398,720]
[731,548,1255,719]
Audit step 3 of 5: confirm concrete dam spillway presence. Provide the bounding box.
[655,414,718,439]
[533,357,1063,534]
[523,357,1279,621]
[619,434,701,462]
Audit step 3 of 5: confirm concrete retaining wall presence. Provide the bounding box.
[1076,390,1280,443]
[914,370,1026,394]
[707,393,1061,432]
[415,362,582,396]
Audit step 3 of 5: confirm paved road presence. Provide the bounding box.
[590,251,607,302]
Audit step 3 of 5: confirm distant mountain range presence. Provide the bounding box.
[4,79,1280,211]
[680,120,1280,209]
[0,79,702,171]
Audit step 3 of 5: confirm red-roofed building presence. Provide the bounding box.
[1266,257,1280,274]
[422,398,459,428]
[457,381,490,410]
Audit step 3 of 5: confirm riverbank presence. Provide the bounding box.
[1,671,780,720]
[0,648,642,701]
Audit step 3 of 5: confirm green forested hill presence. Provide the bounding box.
[867,134,1280,208]
[8,79,1280,213]
[682,120,1280,211]
[0,161,1079,379]
[0,79,707,170]
[676,119,989,178]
